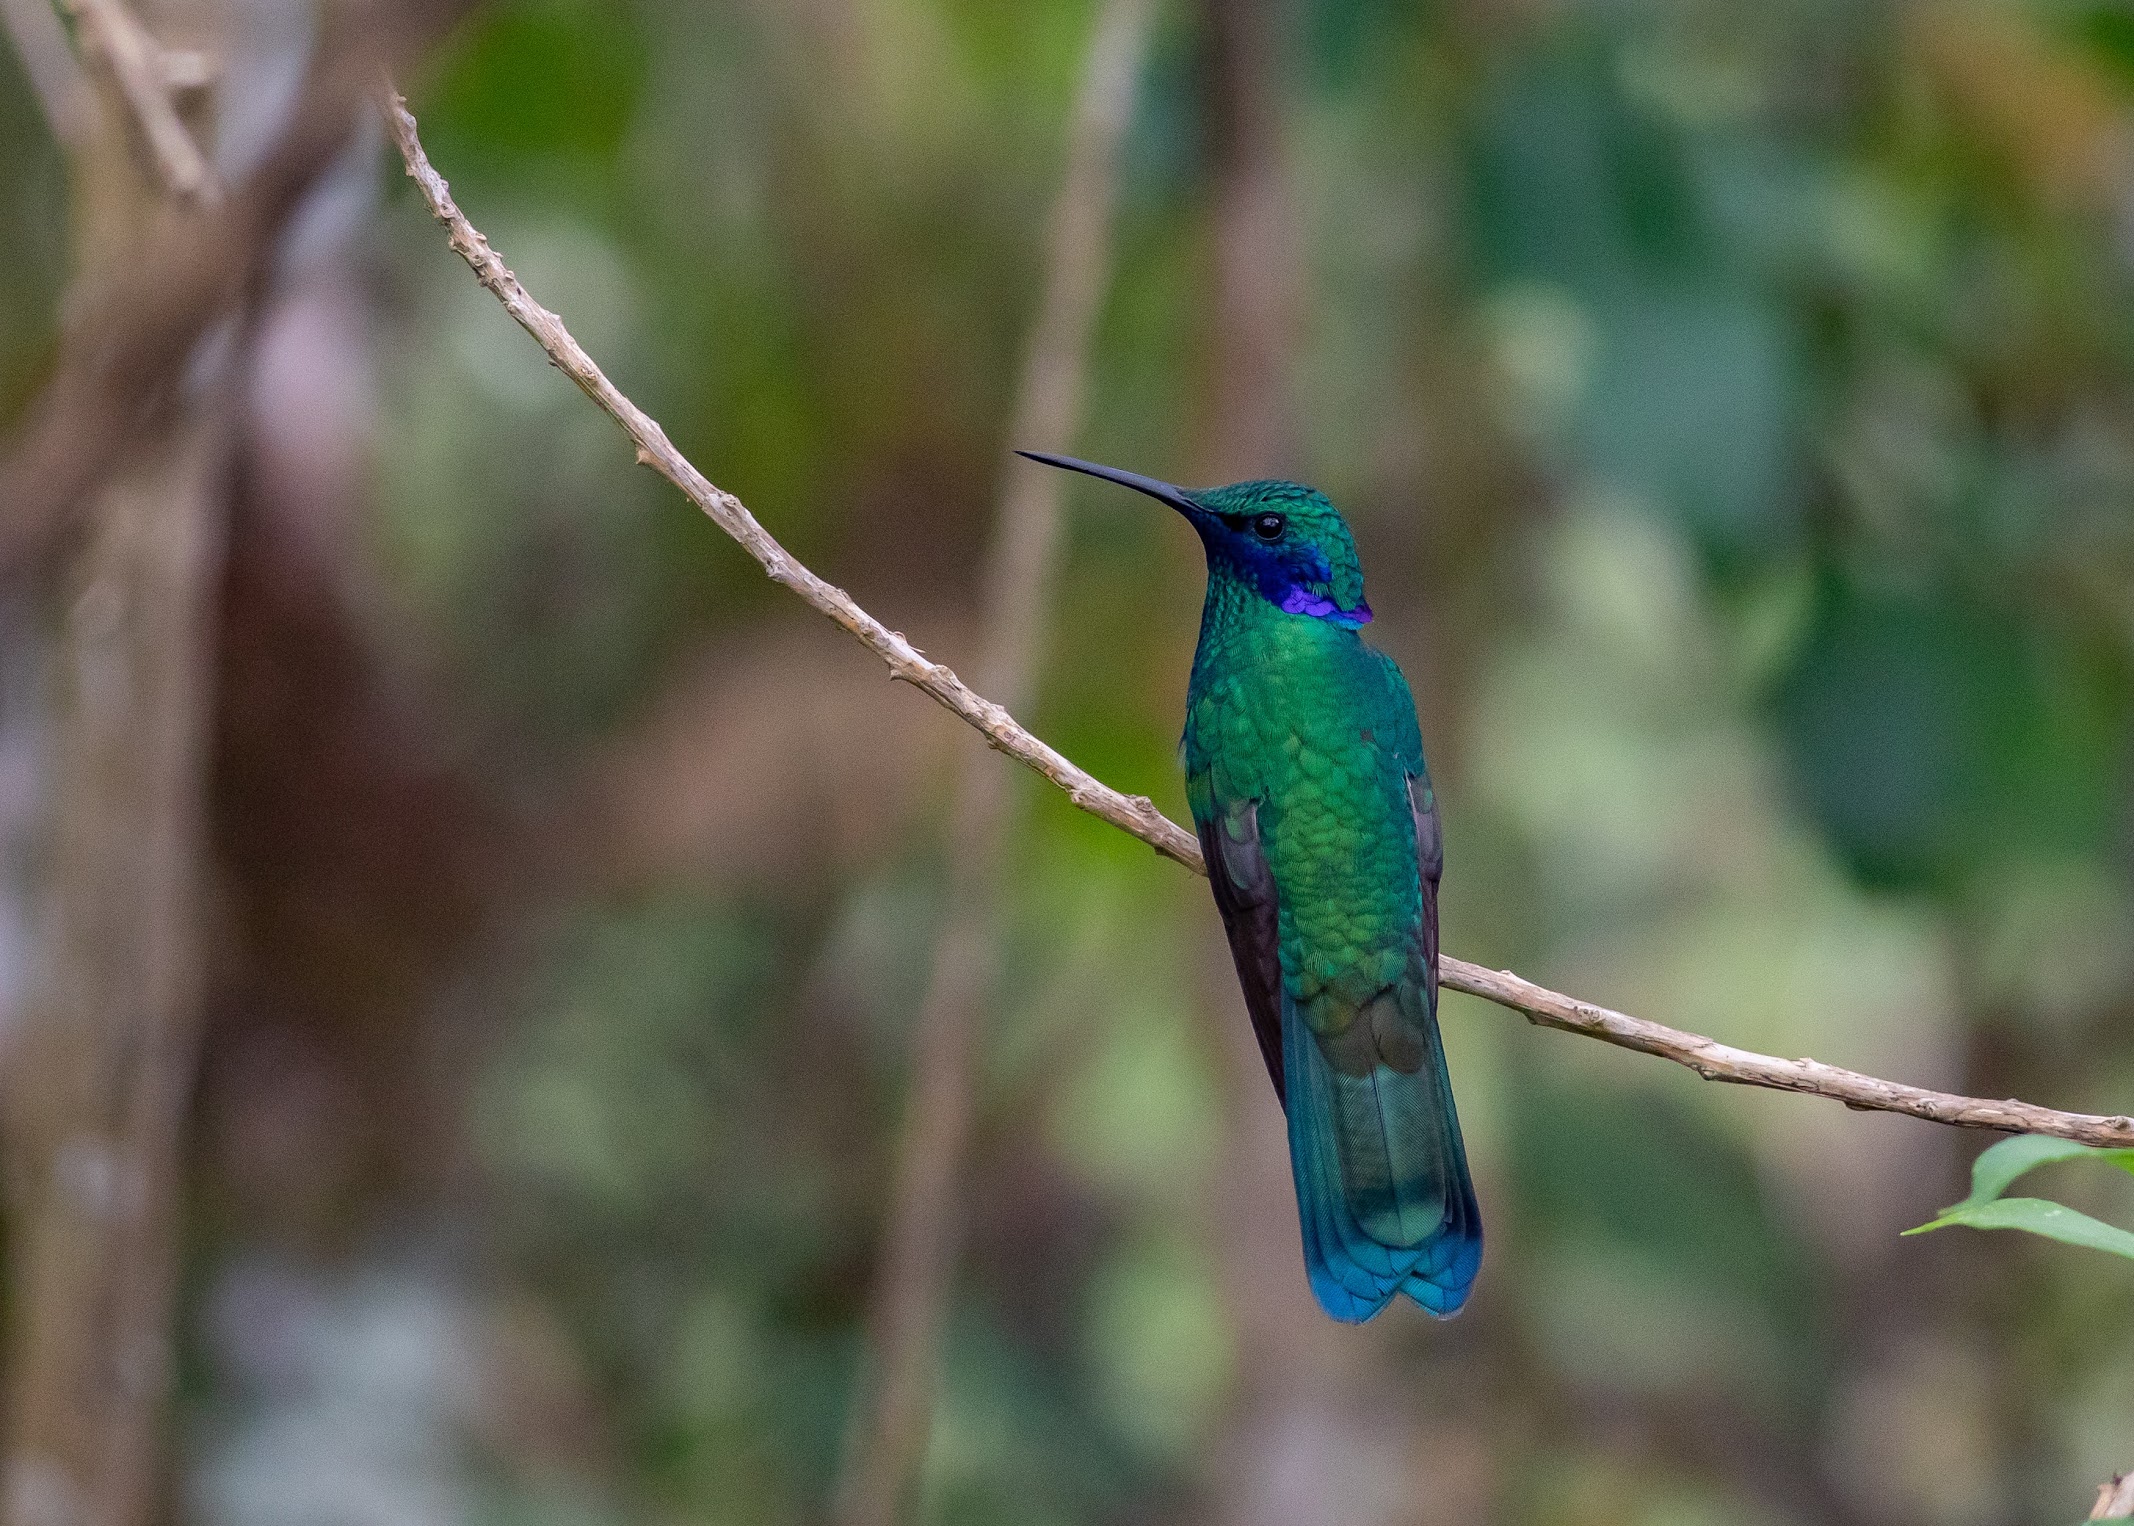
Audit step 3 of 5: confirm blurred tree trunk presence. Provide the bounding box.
[1192,4,1442,1522]
[1200,0,1301,479]
[832,5,1152,1522]
[0,4,229,1522]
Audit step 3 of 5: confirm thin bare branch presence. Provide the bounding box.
[832,4,1153,1523]
[380,85,1195,867]
[58,0,221,202]
[380,91,2134,1153]
[1452,963,2134,1144]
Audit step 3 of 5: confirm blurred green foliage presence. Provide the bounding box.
[0,35,67,418]
[9,0,2134,1521]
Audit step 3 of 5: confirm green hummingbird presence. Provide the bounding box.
[1019,451,1480,1321]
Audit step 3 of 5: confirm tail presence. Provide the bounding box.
[1282,984,1481,1322]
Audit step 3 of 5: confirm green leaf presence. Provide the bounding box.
[1954,1135,2134,1213]
[1903,1135,2134,1261]
[1903,1198,2134,1262]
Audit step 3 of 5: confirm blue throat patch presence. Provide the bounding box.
[1280,584,1373,626]
[1242,543,1371,627]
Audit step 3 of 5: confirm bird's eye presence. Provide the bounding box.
[1252,513,1286,541]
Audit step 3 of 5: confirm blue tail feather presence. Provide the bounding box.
[1282,990,1481,1322]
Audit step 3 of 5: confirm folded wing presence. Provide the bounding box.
[1194,778,1480,1321]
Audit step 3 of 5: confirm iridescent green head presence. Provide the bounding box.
[1017,452,1372,627]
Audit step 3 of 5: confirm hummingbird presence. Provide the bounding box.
[1018,451,1481,1321]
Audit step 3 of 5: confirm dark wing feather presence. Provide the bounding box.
[1408,774,1442,1018]
[1195,802,1285,1102]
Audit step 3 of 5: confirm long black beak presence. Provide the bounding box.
[1015,450,1201,516]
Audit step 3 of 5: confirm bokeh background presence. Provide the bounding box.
[3,0,2134,1523]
